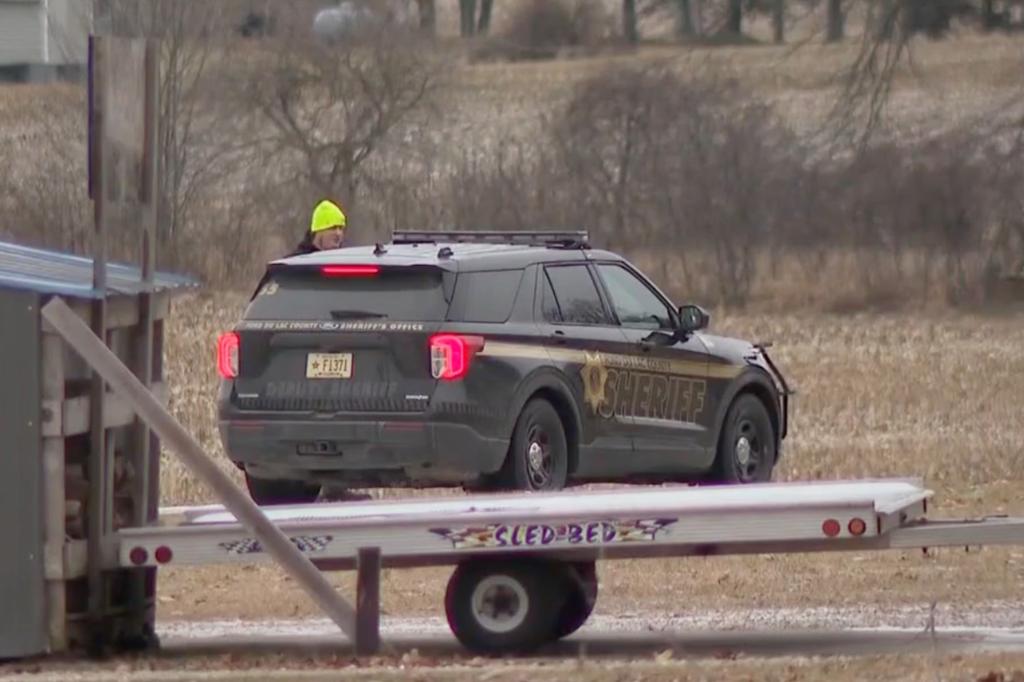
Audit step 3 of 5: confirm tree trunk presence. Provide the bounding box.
[772,0,785,43]
[982,0,997,30]
[459,0,476,38]
[416,0,436,34]
[872,0,899,40]
[826,0,844,42]
[477,0,493,34]
[623,0,639,44]
[727,0,742,35]
[675,0,694,37]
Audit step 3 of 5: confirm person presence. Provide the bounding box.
[286,199,348,257]
[251,200,349,300]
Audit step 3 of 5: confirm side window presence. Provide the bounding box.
[544,264,611,325]
[540,271,562,323]
[450,270,525,323]
[596,263,675,330]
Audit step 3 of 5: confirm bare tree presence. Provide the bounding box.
[460,0,477,36]
[623,0,640,42]
[227,24,446,243]
[676,0,697,36]
[773,0,786,42]
[415,0,437,33]
[478,0,495,34]
[826,0,844,41]
[727,0,743,34]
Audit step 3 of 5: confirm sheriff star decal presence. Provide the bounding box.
[581,351,610,413]
[430,518,677,550]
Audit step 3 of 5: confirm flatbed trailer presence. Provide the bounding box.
[116,478,1024,655]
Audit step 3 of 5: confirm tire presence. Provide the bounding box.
[498,399,569,492]
[244,472,321,506]
[444,560,567,655]
[553,561,598,640]
[710,394,777,484]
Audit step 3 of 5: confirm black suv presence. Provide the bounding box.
[217,231,791,505]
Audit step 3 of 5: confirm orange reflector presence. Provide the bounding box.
[848,518,867,536]
[154,546,174,564]
[822,519,841,537]
[129,547,148,566]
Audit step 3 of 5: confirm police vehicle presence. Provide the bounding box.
[216,231,791,505]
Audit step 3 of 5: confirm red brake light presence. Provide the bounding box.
[430,334,485,381]
[322,265,379,277]
[217,332,239,379]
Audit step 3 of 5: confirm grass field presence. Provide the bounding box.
[154,292,1024,624]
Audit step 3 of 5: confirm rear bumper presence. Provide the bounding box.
[219,417,509,485]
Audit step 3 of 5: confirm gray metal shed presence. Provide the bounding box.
[0,239,196,659]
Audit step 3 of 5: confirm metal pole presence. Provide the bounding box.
[124,38,160,645]
[86,34,109,648]
[40,297,360,641]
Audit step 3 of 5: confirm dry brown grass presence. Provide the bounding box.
[157,292,1024,623]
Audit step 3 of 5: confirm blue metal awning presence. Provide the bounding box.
[0,240,198,299]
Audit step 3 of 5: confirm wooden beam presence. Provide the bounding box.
[41,297,359,642]
[42,384,167,438]
[40,332,68,652]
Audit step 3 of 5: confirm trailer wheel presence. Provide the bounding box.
[445,560,566,655]
[553,561,598,639]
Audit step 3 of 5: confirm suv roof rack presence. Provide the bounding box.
[391,230,590,249]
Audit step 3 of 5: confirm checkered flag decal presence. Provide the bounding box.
[219,535,334,555]
[615,519,676,542]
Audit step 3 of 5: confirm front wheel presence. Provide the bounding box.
[498,399,569,492]
[710,394,777,484]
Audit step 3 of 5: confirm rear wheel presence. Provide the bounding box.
[445,560,567,655]
[710,394,777,484]
[244,472,321,506]
[498,399,569,492]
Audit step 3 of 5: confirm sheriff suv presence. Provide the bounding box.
[217,231,791,505]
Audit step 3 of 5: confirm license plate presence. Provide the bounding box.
[306,353,352,379]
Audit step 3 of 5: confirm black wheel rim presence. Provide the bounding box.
[734,418,765,482]
[525,423,553,489]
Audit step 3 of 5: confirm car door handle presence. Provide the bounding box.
[551,330,567,346]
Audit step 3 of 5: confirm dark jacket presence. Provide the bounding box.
[249,233,318,300]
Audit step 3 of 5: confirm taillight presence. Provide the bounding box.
[322,265,379,277]
[430,334,485,381]
[217,332,239,379]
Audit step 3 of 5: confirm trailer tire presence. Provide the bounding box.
[445,560,567,655]
[244,472,321,506]
[553,561,598,639]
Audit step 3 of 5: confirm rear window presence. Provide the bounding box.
[244,268,450,321]
[448,270,525,323]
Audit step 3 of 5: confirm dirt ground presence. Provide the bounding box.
[5,650,1024,681]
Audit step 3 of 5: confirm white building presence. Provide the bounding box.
[0,0,88,80]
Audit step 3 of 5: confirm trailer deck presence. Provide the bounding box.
[122,479,933,570]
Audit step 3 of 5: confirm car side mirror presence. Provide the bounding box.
[677,304,710,334]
